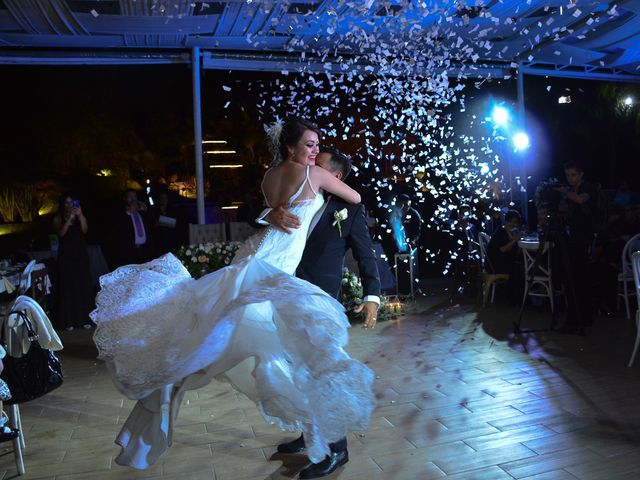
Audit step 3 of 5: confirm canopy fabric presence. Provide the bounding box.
[0,0,639,81]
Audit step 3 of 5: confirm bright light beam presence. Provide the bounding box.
[491,106,510,126]
[512,132,530,151]
[624,96,634,106]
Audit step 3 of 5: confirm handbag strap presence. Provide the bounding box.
[8,310,39,342]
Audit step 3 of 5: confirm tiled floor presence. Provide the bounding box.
[2,293,640,480]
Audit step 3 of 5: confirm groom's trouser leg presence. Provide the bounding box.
[329,437,347,453]
[295,434,347,453]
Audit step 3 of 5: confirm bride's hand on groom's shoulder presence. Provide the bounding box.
[267,206,302,234]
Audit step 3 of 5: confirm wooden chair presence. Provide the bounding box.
[27,268,49,306]
[478,232,509,307]
[520,241,556,313]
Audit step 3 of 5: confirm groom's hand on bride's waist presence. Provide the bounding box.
[266,206,302,234]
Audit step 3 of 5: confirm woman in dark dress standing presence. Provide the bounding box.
[53,195,94,330]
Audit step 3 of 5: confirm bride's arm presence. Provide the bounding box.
[311,166,361,204]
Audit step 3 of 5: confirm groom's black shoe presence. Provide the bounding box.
[299,448,348,479]
[277,434,306,454]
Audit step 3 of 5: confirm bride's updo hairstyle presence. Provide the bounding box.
[266,117,319,167]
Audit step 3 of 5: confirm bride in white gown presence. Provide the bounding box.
[91,118,376,469]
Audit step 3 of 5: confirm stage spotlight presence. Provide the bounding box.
[558,96,571,104]
[512,132,530,151]
[491,105,510,126]
[624,96,634,106]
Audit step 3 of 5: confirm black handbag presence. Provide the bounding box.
[0,310,63,404]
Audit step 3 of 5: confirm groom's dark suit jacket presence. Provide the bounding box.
[296,197,381,301]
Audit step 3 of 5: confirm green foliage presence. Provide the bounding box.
[0,184,42,223]
[13,184,40,222]
[0,187,18,223]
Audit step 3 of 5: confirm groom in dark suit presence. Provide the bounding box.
[260,146,381,478]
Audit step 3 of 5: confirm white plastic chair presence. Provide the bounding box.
[478,232,509,306]
[229,222,258,242]
[617,233,640,319]
[188,223,226,245]
[8,405,25,475]
[628,251,640,367]
[0,316,25,475]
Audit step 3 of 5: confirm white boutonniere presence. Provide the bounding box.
[332,208,348,237]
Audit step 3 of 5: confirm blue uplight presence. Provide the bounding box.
[491,105,510,126]
[512,132,530,151]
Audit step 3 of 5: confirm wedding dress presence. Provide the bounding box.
[91,166,376,469]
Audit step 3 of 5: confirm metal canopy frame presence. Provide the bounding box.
[1,49,640,84]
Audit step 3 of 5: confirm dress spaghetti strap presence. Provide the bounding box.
[260,169,272,208]
[289,165,317,204]
[305,164,318,195]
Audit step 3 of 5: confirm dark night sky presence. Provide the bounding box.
[1,64,639,192]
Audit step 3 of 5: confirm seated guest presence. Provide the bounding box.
[487,210,523,274]
[536,204,549,236]
[450,204,481,287]
[589,204,639,315]
[487,210,524,302]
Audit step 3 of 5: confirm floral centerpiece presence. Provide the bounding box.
[341,268,363,310]
[175,241,240,279]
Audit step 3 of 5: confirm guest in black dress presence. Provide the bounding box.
[52,195,94,331]
[488,210,523,273]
